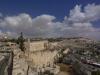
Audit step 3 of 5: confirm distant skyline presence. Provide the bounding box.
[0,0,100,40]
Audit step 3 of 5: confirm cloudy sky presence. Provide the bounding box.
[0,0,100,40]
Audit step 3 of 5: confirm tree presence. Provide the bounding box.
[17,32,25,52]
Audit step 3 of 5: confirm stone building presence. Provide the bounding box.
[24,39,60,75]
[25,39,49,52]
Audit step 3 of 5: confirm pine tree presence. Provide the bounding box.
[17,32,25,52]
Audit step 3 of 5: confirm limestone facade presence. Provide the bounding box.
[25,39,49,52]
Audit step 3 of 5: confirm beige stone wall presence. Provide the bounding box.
[25,40,49,52]
[28,51,58,68]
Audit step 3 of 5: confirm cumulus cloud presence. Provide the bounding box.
[63,4,100,40]
[0,4,100,40]
[0,14,61,37]
[65,4,100,23]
